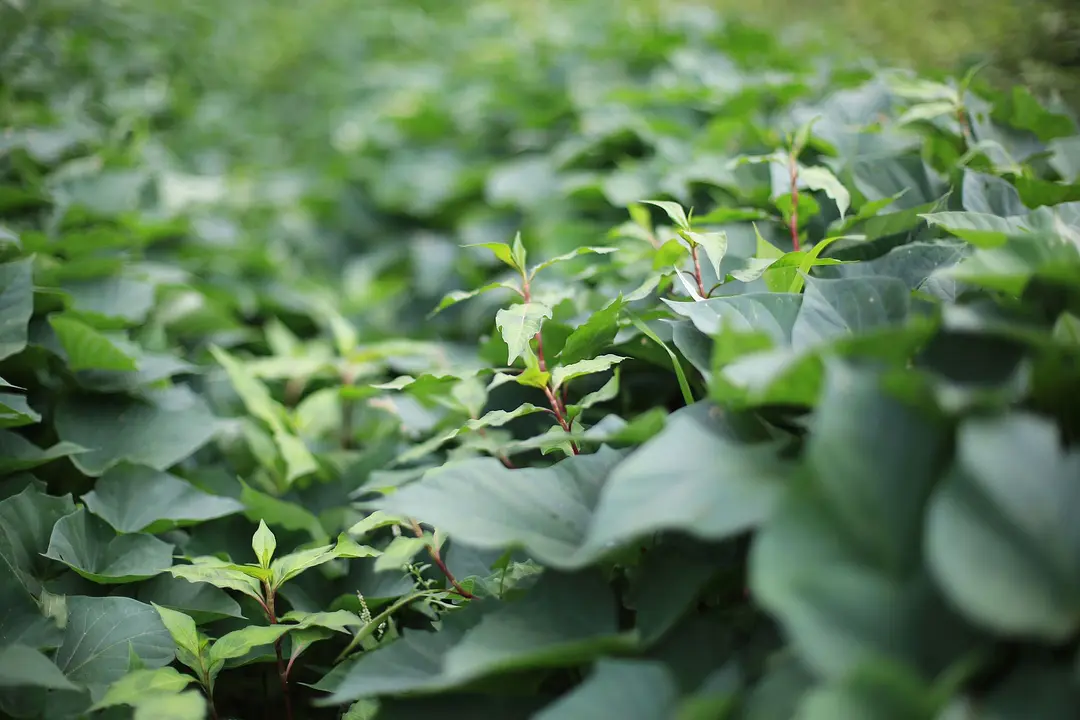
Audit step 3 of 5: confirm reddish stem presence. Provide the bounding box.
[411,520,476,599]
[522,275,579,454]
[689,244,708,298]
[788,152,801,252]
[262,583,294,720]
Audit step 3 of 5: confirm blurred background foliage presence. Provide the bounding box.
[2,0,1077,338]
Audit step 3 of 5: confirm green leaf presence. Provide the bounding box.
[252,520,276,569]
[937,231,1080,296]
[800,166,850,219]
[567,372,620,421]
[152,604,203,662]
[208,625,292,677]
[54,387,221,477]
[0,431,85,474]
[373,535,430,573]
[807,363,949,573]
[531,246,618,275]
[0,390,40,428]
[463,242,520,271]
[168,557,265,603]
[926,413,1080,641]
[82,464,244,533]
[495,302,552,365]
[683,231,728,279]
[559,297,624,366]
[579,405,788,557]
[642,200,690,229]
[1050,135,1080,183]
[795,661,940,720]
[44,507,174,584]
[0,483,76,593]
[137,575,243,624]
[270,536,378,590]
[346,511,408,539]
[920,211,1027,247]
[626,312,695,406]
[91,666,195,711]
[48,314,138,371]
[0,257,33,362]
[320,571,629,704]
[239,481,329,545]
[961,170,1025,217]
[54,596,174,690]
[210,345,285,428]
[132,690,207,720]
[663,293,802,342]
[430,282,515,316]
[375,448,624,570]
[533,660,679,720]
[511,232,528,271]
[791,276,910,350]
[551,355,626,390]
[0,644,80,690]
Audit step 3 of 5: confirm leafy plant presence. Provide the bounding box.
[2,1,1080,719]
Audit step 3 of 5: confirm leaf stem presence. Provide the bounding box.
[788,151,801,252]
[522,274,579,454]
[263,582,294,720]
[689,243,708,298]
[410,519,476,599]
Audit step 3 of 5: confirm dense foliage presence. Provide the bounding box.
[3,1,1080,719]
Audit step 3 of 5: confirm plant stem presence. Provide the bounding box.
[689,243,708,298]
[263,583,294,720]
[522,275,579,455]
[788,151,801,252]
[410,519,476,599]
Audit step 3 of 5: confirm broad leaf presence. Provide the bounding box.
[82,464,244,533]
[54,596,174,689]
[0,645,80,690]
[0,258,33,361]
[0,484,77,593]
[533,660,679,720]
[926,413,1080,640]
[54,387,220,476]
[44,507,174,584]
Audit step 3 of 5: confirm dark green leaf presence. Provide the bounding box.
[44,508,174,584]
[82,464,244,533]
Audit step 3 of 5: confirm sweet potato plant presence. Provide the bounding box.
[2,1,1080,719]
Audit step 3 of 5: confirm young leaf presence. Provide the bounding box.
[207,625,292,682]
[551,355,626,390]
[511,232,528,271]
[799,166,851,220]
[463,242,520,271]
[495,302,552,365]
[252,520,276,569]
[429,282,516,317]
[560,297,624,366]
[515,364,551,389]
[151,604,203,662]
[626,313,695,406]
[642,200,690,230]
[270,537,378,591]
[90,667,195,712]
[683,230,728,279]
[566,372,620,422]
[168,558,264,603]
[530,246,618,276]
